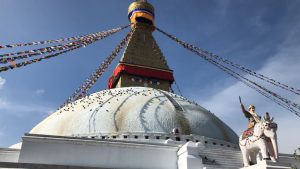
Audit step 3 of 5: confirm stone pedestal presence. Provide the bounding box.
[18,134,178,169]
[178,142,204,169]
[240,160,291,169]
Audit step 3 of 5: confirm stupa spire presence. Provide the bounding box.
[108,1,174,91]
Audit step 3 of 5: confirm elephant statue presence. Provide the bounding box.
[239,112,278,167]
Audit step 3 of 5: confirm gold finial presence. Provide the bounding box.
[128,0,155,28]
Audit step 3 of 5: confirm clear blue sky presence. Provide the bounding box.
[0,0,299,153]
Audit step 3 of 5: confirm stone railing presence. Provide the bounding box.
[72,132,239,150]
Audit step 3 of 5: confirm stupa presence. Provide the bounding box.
[0,1,299,169]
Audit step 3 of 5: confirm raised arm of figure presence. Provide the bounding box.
[241,104,251,118]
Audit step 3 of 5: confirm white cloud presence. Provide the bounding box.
[0,131,4,137]
[35,89,45,95]
[0,98,8,107]
[0,97,53,117]
[0,76,6,89]
[0,126,6,137]
[0,126,6,146]
[46,109,55,115]
[200,23,300,153]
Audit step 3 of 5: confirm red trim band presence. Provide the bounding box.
[108,64,174,89]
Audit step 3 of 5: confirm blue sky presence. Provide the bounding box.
[0,0,299,153]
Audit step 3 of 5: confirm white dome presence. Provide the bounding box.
[30,87,238,143]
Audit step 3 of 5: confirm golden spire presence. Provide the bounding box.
[108,1,174,91]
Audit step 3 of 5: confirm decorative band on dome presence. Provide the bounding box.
[113,64,173,80]
[108,63,174,89]
[128,8,155,19]
[128,8,155,25]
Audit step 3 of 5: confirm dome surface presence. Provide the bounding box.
[30,87,238,143]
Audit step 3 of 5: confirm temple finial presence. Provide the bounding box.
[128,0,155,29]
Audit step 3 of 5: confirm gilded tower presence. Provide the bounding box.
[108,0,174,91]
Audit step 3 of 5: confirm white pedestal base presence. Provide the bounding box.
[240,160,290,169]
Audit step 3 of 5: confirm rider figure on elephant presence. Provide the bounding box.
[238,97,279,167]
[241,104,261,128]
[240,97,261,139]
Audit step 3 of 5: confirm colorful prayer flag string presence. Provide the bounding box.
[0,25,129,50]
[0,25,129,73]
[0,32,99,59]
[156,26,300,118]
[1,41,83,64]
[0,29,119,64]
[61,30,133,108]
[156,27,300,96]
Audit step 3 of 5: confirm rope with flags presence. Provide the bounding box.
[0,40,89,64]
[61,30,133,108]
[0,28,119,59]
[155,27,300,96]
[0,26,127,49]
[174,79,183,96]
[192,45,300,96]
[156,26,300,117]
[0,25,129,73]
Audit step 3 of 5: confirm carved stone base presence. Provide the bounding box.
[240,160,291,169]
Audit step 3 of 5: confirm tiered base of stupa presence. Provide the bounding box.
[1,133,298,169]
[240,160,291,169]
[0,133,241,169]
